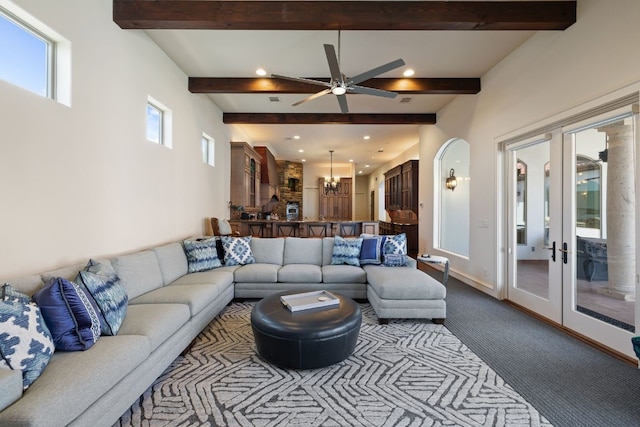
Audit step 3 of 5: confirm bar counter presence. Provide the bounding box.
[228,219,379,238]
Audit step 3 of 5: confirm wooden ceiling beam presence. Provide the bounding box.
[114,1,576,31]
[190,77,480,95]
[223,113,436,125]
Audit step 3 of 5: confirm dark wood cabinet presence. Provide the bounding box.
[378,221,418,257]
[230,142,261,208]
[384,160,418,213]
[384,165,402,211]
[319,177,352,220]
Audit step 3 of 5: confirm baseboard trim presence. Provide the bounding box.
[504,300,638,367]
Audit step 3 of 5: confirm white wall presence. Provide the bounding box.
[418,0,640,295]
[0,0,230,279]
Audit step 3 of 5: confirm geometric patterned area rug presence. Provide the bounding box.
[116,303,552,427]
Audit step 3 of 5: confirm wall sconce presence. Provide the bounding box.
[446,169,457,191]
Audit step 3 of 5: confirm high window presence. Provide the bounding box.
[0,8,51,97]
[146,96,172,148]
[202,133,214,166]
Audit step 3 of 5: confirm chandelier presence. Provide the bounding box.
[324,150,341,195]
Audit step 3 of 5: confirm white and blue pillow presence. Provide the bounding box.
[383,233,407,255]
[382,253,409,267]
[221,236,255,266]
[75,260,128,336]
[183,238,223,272]
[331,236,364,267]
[32,277,101,351]
[1,284,54,389]
[359,236,385,265]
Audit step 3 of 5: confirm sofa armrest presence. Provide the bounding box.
[406,257,417,269]
[0,369,23,411]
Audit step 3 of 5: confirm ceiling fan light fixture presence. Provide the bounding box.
[332,86,347,96]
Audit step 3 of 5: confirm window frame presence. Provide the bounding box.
[0,7,54,98]
[202,133,215,166]
[146,96,172,148]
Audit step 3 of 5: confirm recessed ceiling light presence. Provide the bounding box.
[256,68,267,76]
[365,164,370,168]
[293,135,300,139]
[358,170,363,174]
[349,159,354,162]
[298,149,304,153]
[301,159,306,162]
[403,69,415,77]
[363,135,370,140]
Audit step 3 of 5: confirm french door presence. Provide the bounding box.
[506,108,638,359]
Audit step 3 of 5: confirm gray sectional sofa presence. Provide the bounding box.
[0,236,445,427]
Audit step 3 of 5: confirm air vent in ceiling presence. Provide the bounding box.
[269,96,280,102]
[400,97,412,103]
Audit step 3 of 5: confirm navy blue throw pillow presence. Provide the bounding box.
[33,277,101,351]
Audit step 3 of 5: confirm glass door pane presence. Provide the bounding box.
[566,117,636,341]
[506,136,562,322]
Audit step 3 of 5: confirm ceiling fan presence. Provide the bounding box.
[272,35,405,113]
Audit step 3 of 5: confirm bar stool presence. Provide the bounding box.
[276,222,299,237]
[307,223,330,237]
[339,222,359,237]
[249,222,266,237]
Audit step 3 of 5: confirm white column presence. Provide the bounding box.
[597,122,636,301]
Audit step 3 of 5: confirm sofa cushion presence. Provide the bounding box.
[284,237,322,265]
[360,236,384,265]
[278,264,322,283]
[75,260,128,336]
[129,284,220,317]
[322,237,334,266]
[364,265,446,300]
[169,270,235,288]
[234,263,280,283]
[113,250,164,299]
[0,285,54,389]
[322,265,367,284]
[153,242,189,284]
[0,334,149,427]
[0,369,22,412]
[32,278,102,351]
[183,238,222,272]
[117,304,189,351]
[331,236,363,266]
[250,237,285,265]
[221,236,256,266]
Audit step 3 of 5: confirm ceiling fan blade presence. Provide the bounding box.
[292,88,332,106]
[347,58,406,86]
[336,94,349,113]
[271,74,331,88]
[323,44,343,83]
[349,85,399,99]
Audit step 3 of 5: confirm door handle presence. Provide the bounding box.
[544,241,556,262]
[558,242,569,264]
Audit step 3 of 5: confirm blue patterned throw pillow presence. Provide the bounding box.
[331,236,364,267]
[1,284,55,389]
[221,236,255,266]
[183,238,223,272]
[75,260,128,336]
[384,233,407,255]
[383,253,409,267]
[33,277,101,351]
[359,236,385,265]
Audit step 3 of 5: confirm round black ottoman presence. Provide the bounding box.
[251,291,362,369]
